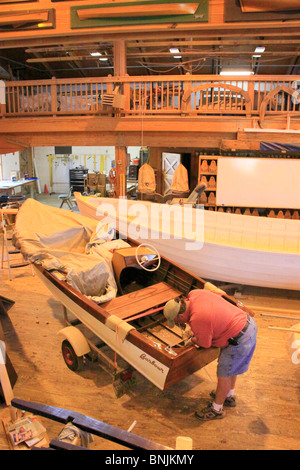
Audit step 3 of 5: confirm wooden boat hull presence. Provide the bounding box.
[14,198,257,391]
[75,193,300,290]
[33,264,219,390]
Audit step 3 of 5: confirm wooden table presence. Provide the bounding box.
[0,179,37,198]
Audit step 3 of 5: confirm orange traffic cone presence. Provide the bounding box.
[44,184,49,194]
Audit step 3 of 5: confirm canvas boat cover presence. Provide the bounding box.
[138,163,156,193]
[13,199,130,303]
[171,163,189,192]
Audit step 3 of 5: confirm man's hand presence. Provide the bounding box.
[180,324,192,340]
[184,337,194,347]
[184,335,199,348]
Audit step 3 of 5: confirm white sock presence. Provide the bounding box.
[227,389,235,398]
[212,402,223,412]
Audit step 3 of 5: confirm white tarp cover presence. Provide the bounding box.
[12,198,122,303]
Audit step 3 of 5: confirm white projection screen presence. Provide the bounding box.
[216,157,300,208]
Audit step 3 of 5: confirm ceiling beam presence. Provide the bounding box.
[30,51,54,78]
[2,24,300,50]
[127,38,300,48]
[25,44,113,54]
[0,136,24,153]
[6,137,30,148]
[26,50,300,63]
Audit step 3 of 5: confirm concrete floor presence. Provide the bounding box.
[0,194,299,450]
[35,193,79,211]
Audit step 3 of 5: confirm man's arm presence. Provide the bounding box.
[190,321,213,348]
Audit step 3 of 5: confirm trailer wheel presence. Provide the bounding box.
[62,340,84,372]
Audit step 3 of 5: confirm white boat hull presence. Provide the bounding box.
[75,194,300,291]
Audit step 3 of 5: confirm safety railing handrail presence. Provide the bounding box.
[2,74,300,122]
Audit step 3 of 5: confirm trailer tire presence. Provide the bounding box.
[62,340,84,372]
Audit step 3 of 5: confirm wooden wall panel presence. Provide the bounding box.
[225,0,300,22]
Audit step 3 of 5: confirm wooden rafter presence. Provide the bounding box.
[126,38,300,48]
[25,44,113,54]
[2,25,300,51]
[26,49,300,64]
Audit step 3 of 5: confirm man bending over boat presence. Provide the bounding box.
[163,290,257,421]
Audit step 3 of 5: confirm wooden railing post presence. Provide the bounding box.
[248,81,255,118]
[123,74,131,115]
[114,40,127,77]
[51,77,57,117]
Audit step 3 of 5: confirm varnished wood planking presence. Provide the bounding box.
[102,282,181,319]
[209,0,225,24]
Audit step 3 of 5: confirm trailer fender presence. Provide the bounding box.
[58,326,91,357]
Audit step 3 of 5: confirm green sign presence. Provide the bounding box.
[70,0,209,29]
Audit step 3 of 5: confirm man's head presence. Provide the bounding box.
[164,298,187,328]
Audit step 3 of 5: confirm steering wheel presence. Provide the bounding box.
[135,243,161,272]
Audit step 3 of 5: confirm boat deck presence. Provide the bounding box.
[101,282,182,320]
[101,282,186,349]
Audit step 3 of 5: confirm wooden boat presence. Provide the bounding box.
[74,192,300,291]
[13,199,254,391]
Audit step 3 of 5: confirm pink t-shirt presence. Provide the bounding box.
[178,290,247,349]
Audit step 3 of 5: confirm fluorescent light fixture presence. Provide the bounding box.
[174,55,182,59]
[252,54,261,58]
[99,57,108,61]
[255,46,265,53]
[220,70,254,76]
[169,47,180,54]
[90,52,101,56]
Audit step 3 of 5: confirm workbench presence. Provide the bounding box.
[0,179,37,198]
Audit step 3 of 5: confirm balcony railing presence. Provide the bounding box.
[2,75,300,127]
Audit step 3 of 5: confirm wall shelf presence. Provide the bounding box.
[197,154,300,218]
